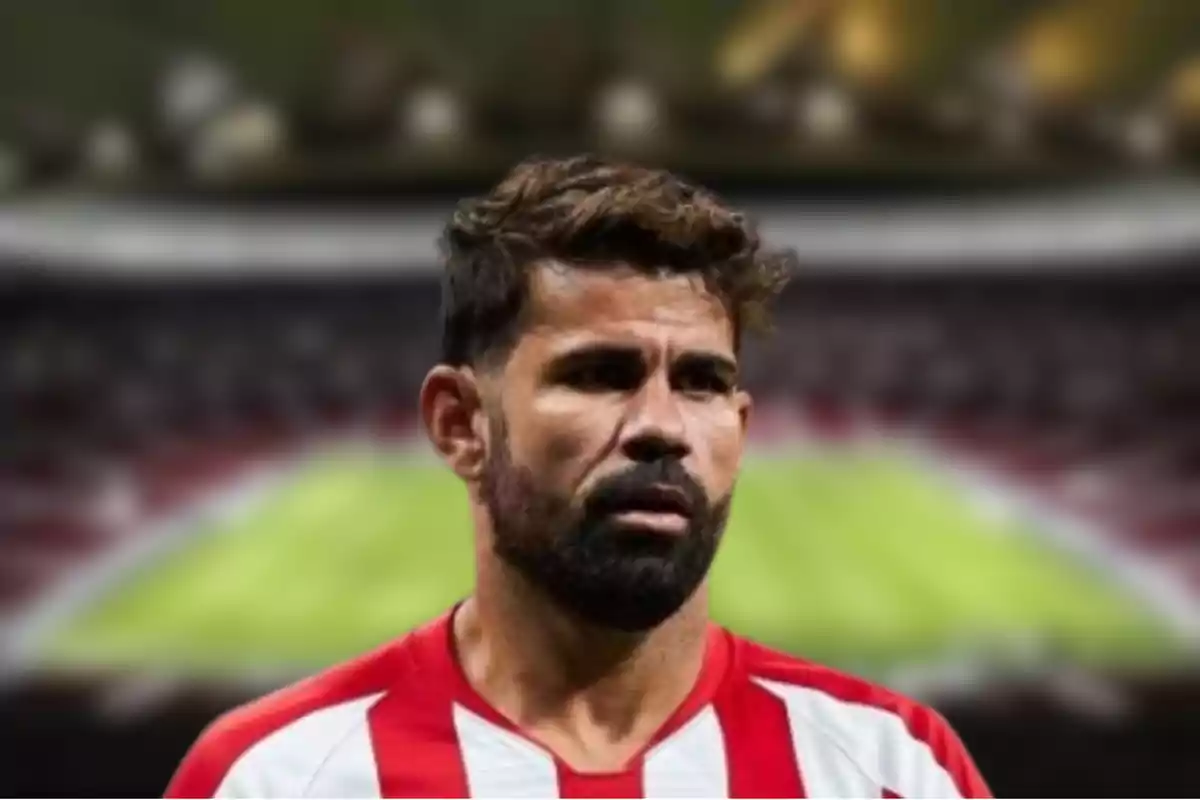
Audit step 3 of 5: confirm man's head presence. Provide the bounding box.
[421,155,791,632]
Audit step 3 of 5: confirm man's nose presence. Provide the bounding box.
[620,375,690,463]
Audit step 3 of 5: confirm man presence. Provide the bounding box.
[166,155,990,798]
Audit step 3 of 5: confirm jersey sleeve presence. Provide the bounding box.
[902,703,992,799]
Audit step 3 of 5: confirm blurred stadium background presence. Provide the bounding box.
[1,0,1200,796]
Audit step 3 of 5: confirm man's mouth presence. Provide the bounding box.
[604,485,694,535]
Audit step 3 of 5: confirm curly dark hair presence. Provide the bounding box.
[438,154,794,367]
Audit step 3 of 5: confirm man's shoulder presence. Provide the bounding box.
[164,633,417,798]
[727,632,991,798]
[734,633,933,721]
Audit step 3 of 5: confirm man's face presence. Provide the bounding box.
[478,263,750,631]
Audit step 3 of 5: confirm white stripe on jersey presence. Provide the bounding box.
[643,705,730,798]
[215,692,385,798]
[756,678,963,799]
[452,704,559,798]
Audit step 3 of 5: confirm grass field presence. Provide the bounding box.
[43,447,1184,676]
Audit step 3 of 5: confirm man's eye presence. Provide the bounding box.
[676,371,733,396]
[563,361,642,392]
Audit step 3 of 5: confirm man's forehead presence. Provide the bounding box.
[522,262,735,353]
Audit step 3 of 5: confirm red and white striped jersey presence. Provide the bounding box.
[166,610,990,798]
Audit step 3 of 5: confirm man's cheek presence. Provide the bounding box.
[687,406,745,480]
[502,423,589,503]
[711,437,747,501]
[531,396,618,463]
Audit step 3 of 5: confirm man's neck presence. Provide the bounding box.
[453,566,711,772]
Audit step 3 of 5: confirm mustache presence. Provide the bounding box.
[584,460,709,520]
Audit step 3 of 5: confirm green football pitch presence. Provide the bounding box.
[43,448,1184,676]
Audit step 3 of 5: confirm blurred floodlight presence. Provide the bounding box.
[594,80,662,148]
[1019,18,1095,104]
[796,84,857,143]
[1122,112,1172,163]
[718,0,824,88]
[1167,57,1200,126]
[85,119,138,179]
[161,54,236,136]
[398,85,465,147]
[833,0,897,86]
[189,100,285,180]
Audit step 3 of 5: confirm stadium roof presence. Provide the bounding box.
[2,179,1200,275]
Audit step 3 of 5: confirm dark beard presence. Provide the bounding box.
[479,427,730,633]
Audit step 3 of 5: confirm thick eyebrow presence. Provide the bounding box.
[673,351,740,384]
[541,342,645,380]
[540,343,739,385]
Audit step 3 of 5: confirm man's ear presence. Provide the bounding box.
[732,390,753,471]
[735,389,752,438]
[420,365,489,482]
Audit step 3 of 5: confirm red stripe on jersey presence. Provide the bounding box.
[369,682,469,798]
[714,675,805,798]
[557,762,644,799]
[883,787,903,798]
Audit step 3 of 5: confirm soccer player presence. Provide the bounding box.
[166,155,991,798]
